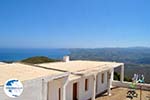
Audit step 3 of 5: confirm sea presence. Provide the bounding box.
[0,48,70,62]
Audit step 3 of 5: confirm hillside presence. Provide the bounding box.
[69,47,150,83]
[21,56,59,64]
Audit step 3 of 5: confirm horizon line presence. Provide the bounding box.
[0,46,150,49]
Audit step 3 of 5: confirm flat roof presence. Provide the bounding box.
[38,60,123,74]
[0,63,63,85]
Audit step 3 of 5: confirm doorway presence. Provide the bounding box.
[73,82,78,100]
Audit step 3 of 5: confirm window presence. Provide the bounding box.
[107,71,111,82]
[85,79,88,91]
[59,88,61,100]
[96,75,98,93]
[107,72,109,83]
[101,73,104,84]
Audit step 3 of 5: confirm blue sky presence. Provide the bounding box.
[0,0,150,48]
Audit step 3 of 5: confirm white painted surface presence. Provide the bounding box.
[110,68,114,88]
[96,71,109,95]
[121,64,124,82]
[0,68,116,100]
[107,70,111,96]
[66,75,94,100]
[0,78,43,100]
[48,78,65,100]
[0,74,68,100]
[79,76,94,100]
[92,75,96,100]
[63,56,70,62]
[66,71,111,100]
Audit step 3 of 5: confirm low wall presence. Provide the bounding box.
[112,81,150,91]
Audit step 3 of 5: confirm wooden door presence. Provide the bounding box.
[73,83,78,100]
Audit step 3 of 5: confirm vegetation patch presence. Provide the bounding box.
[21,56,59,64]
[114,72,132,82]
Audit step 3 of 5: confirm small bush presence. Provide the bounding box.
[114,71,132,82]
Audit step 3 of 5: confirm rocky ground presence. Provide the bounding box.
[96,87,150,100]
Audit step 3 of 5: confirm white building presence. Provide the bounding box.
[0,58,124,100]
[38,59,124,100]
[0,62,69,100]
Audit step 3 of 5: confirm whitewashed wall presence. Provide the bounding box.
[0,75,67,100]
[65,70,113,100]
[96,71,108,95]
[0,78,43,100]
[48,78,65,100]
[66,75,94,100]
[78,75,94,100]
[66,79,77,100]
[0,70,113,100]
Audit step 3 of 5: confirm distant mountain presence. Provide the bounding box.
[69,48,150,83]
[69,47,150,64]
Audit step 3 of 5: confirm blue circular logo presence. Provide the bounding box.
[4,79,23,98]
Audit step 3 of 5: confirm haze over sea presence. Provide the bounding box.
[0,48,70,61]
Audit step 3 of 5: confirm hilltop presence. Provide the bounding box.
[20,56,59,64]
